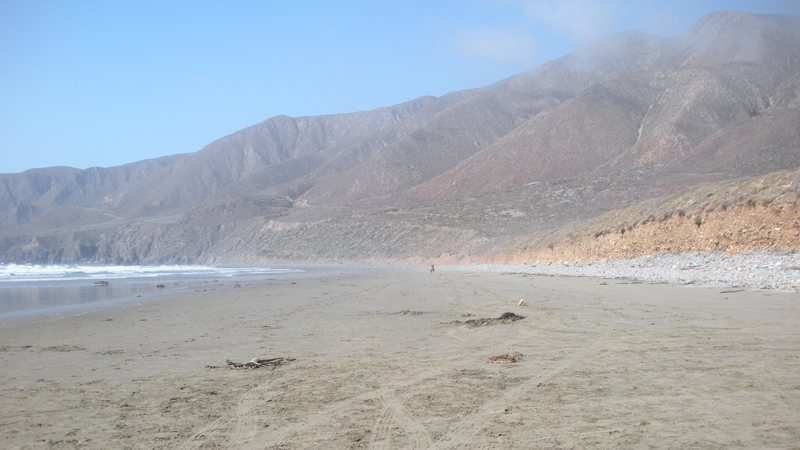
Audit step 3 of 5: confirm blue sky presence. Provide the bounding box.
[1,0,798,174]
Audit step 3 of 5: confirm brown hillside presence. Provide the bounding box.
[411,13,800,201]
[1,11,798,265]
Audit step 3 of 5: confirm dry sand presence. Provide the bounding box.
[1,269,799,449]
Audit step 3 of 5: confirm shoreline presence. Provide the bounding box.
[1,268,799,448]
[2,248,797,323]
[0,266,353,321]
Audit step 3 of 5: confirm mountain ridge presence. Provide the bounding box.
[1,11,798,265]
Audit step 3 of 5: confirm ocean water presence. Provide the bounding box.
[0,264,302,318]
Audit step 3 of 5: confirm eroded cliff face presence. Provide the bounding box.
[489,204,800,265]
[481,169,800,265]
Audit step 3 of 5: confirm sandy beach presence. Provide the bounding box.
[1,268,799,449]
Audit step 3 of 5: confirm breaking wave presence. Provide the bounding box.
[0,264,298,283]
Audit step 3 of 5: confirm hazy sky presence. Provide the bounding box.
[2,0,798,173]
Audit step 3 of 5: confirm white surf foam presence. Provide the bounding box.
[0,264,297,283]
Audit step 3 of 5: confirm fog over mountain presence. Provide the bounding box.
[2,11,799,265]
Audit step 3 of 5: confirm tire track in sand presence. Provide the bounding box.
[368,388,433,450]
[265,273,462,449]
[427,314,621,450]
[176,381,277,450]
[263,364,456,449]
[177,279,408,450]
[180,273,454,449]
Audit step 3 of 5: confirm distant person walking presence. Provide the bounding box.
[430,264,435,273]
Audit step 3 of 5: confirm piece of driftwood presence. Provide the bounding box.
[488,354,521,363]
[207,357,295,370]
[447,312,525,327]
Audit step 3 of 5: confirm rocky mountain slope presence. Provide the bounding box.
[1,11,798,265]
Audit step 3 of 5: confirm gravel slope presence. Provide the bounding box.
[448,250,800,292]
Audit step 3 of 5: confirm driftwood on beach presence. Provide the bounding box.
[447,312,525,327]
[488,354,522,363]
[207,357,295,370]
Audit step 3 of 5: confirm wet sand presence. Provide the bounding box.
[1,269,799,449]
